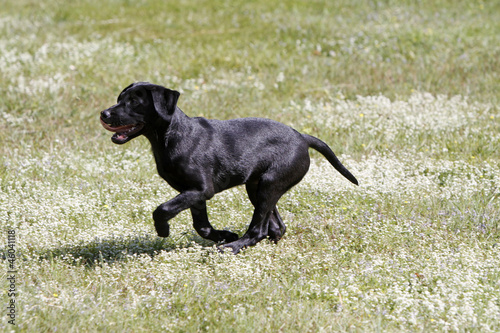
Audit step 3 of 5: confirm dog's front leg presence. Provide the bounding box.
[153,191,208,237]
[190,202,239,243]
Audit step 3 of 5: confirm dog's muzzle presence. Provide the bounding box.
[100,117,145,144]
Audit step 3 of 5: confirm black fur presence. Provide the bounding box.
[100,82,358,254]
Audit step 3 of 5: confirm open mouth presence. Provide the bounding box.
[100,118,145,144]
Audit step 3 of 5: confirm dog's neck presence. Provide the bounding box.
[145,107,190,140]
[144,107,194,173]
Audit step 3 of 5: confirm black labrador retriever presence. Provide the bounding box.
[100,82,358,254]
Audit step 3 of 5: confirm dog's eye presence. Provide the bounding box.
[129,98,139,106]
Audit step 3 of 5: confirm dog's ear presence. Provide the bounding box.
[150,87,180,122]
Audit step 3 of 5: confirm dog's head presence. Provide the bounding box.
[100,82,180,144]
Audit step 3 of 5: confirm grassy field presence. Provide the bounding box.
[1,0,500,331]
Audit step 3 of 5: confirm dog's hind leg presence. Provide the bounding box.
[245,182,286,242]
[190,202,239,243]
[223,180,288,254]
[222,145,310,254]
[268,207,286,243]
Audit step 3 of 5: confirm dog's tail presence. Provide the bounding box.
[303,134,359,186]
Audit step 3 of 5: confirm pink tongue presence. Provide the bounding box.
[116,133,128,140]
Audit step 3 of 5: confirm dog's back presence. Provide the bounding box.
[189,117,310,189]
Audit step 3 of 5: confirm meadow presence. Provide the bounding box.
[1,0,499,331]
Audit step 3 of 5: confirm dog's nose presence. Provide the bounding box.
[101,110,111,119]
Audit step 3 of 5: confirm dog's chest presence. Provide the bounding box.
[159,172,185,191]
[152,153,194,192]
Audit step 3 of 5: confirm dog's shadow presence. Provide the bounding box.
[38,232,225,268]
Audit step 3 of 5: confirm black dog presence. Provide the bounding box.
[100,82,358,254]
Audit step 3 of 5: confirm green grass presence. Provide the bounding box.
[1,0,499,331]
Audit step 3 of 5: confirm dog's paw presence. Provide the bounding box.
[154,221,170,238]
[219,230,239,243]
[219,242,243,255]
[267,235,282,244]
